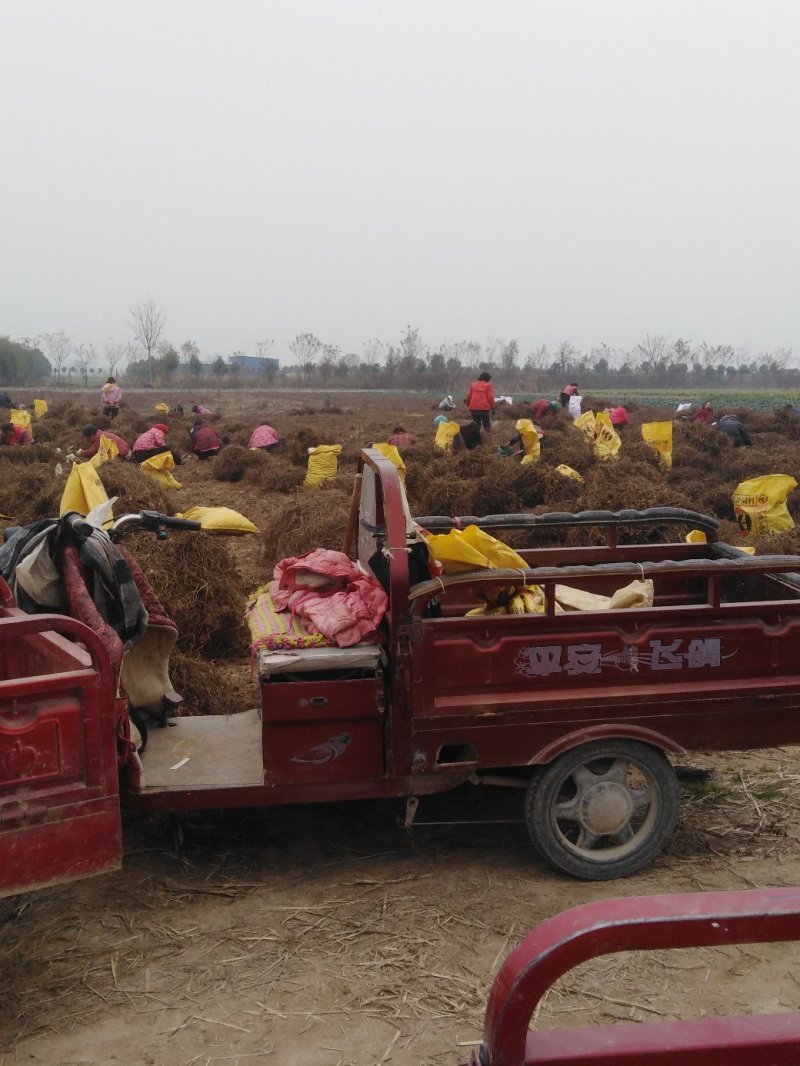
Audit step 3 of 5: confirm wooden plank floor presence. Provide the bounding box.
[142,708,263,789]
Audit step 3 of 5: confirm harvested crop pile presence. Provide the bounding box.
[129,532,248,659]
[246,454,306,493]
[582,458,694,513]
[0,444,55,465]
[0,463,61,523]
[260,488,351,573]
[98,461,174,514]
[214,445,267,483]
[171,653,259,717]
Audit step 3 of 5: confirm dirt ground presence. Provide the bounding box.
[3,387,800,1065]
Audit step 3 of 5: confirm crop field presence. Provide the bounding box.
[3,386,800,1065]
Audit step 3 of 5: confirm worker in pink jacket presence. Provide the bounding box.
[248,424,281,452]
[464,372,496,432]
[100,377,122,419]
[132,423,178,463]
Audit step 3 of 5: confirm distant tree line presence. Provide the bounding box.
[0,336,51,385]
[4,321,800,395]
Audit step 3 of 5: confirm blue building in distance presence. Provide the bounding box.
[228,354,280,373]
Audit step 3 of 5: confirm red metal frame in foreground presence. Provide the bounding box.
[470,888,800,1065]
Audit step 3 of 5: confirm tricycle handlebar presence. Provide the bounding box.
[110,511,203,538]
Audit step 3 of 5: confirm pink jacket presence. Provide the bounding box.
[249,424,280,448]
[101,384,122,406]
[133,427,167,452]
[270,549,387,647]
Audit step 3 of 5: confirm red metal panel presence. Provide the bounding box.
[0,611,122,897]
[0,801,121,897]
[472,888,800,1066]
[263,719,384,784]
[261,677,382,723]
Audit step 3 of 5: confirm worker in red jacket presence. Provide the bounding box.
[464,372,496,432]
[1,422,33,446]
[77,425,131,460]
[189,419,224,459]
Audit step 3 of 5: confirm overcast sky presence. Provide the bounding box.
[2,1,799,364]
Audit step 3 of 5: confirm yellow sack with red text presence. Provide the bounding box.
[33,399,48,418]
[515,419,541,465]
[89,434,119,468]
[573,410,596,443]
[641,421,673,469]
[434,420,461,452]
[732,475,797,537]
[141,450,182,489]
[10,409,32,434]
[371,443,406,481]
[60,462,110,517]
[593,411,621,461]
[153,402,170,414]
[303,444,342,488]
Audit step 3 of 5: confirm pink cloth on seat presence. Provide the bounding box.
[270,549,387,647]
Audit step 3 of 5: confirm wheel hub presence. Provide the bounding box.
[578,782,634,836]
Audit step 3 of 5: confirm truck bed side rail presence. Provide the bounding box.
[410,554,800,613]
[415,507,721,536]
[471,887,800,1066]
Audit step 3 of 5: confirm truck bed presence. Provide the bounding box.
[141,708,263,790]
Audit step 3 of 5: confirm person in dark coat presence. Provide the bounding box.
[715,414,752,447]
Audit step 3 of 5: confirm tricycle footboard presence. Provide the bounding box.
[471,888,800,1066]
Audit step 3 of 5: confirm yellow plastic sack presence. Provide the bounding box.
[425,525,527,574]
[556,464,585,483]
[60,462,110,517]
[10,409,32,434]
[140,450,182,489]
[176,506,259,534]
[641,422,673,469]
[434,420,461,452]
[573,410,596,443]
[153,402,170,414]
[515,419,541,465]
[732,475,797,537]
[371,443,406,481]
[89,434,120,468]
[593,411,621,461]
[33,399,48,418]
[685,528,754,554]
[303,444,342,489]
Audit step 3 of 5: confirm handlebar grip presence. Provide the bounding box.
[162,516,203,531]
[139,510,202,532]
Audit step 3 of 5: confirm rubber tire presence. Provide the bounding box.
[525,739,680,881]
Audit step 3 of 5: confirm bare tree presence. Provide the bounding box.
[501,339,519,372]
[104,339,130,378]
[74,343,95,387]
[483,337,505,368]
[289,332,323,379]
[256,339,275,359]
[127,296,166,386]
[362,337,388,365]
[41,331,73,384]
[180,339,200,366]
